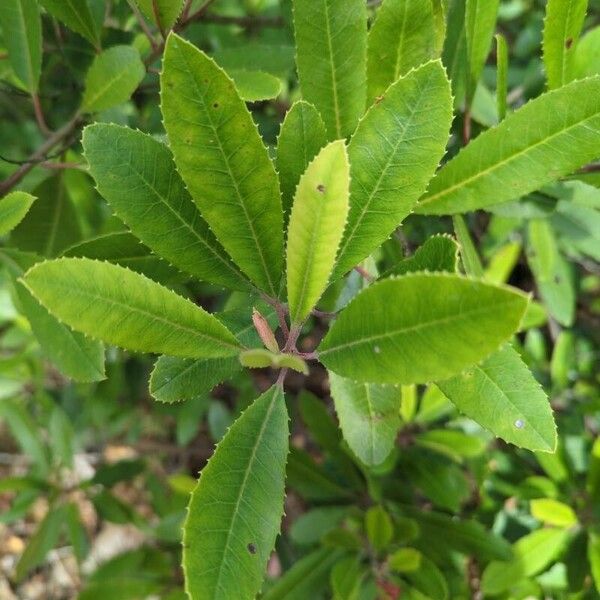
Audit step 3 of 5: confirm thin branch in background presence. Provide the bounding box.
[180,0,193,21]
[462,107,472,146]
[0,113,83,196]
[354,265,375,283]
[40,161,84,171]
[32,93,52,136]
[579,162,600,174]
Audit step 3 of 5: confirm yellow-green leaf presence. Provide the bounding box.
[22,258,240,359]
[286,140,350,323]
[0,192,36,236]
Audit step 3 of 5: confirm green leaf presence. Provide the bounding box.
[481,528,570,595]
[384,235,459,277]
[389,548,422,573]
[319,273,528,385]
[39,0,100,48]
[574,26,600,79]
[0,249,106,383]
[404,555,448,600]
[437,344,556,452]
[527,219,575,326]
[399,506,513,561]
[453,215,484,277]
[542,0,588,89]
[333,61,453,279]
[262,547,344,600]
[151,355,238,404]
[588,533,600,592]
[442,0,468,103]
[465,0,500,101]
[496,33,508,120]
[136,0,183,33]
[227,69,282,102]
[183,386,288,600]
[16,504,67,581]
[240,349,309,375]
[150,307,275,403]
[292,0,367,139]
[367,0,438,102]
[22,258,240,359]
[276,101,328,219]
[0,0,42,92]
[0,399,50,473]
[417,77,600,215]
[11,175,80,258]
[329,371,401,466]
[64,502,89,563]
[0,191,36,236]
[531,499,577,527]
[415,429,486,462]
[287,140,350,323]
[365,505,393,552]
[161,33,284,296]
[82,124,251,292]
[213,44,295,79]
[64,232,182,284]
[82,45,145,112]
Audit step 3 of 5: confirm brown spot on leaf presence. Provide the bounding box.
[317,184,326,193]
[247,543,257,554]
[566,37,573,49]
[375,95,385,105]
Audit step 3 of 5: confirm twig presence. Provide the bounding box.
[32,93,52,136]
[354,265,375,283]
[462,107,472,146]
[40,161,85,171]
[0,112,82,196]
[579,162,600,173]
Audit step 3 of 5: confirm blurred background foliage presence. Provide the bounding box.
[0,0,599,598]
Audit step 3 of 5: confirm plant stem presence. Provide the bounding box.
[0,112,82,196]
[32,93,52,136]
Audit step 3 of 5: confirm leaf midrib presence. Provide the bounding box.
[420,95,600,206]
[321,296,520,355]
